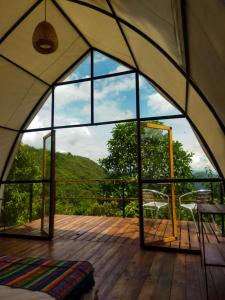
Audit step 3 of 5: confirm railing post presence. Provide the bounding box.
[210,182,214,201]
[29,183,33,223]
[122,181,125,218]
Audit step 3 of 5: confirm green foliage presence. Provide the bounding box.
[99,122,193,179]
[5,144,42,225]
[99,123,138,178]
[4,144,107,225]
[55,151,106,201]
[8,144,41,181]
[125,201,139,217]
[91,201,122,217]
[99,122,194,195]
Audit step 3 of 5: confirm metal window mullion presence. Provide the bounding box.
[51,86,55,128]
[91,49,94,124]
[136,71,144,247]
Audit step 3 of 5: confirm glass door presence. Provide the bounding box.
[41,130,55,238]
[139,122,177,247]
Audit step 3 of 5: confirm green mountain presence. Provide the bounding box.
[5,144,108,224]
[55,152,106,181]
[8,144,107,198]
[55,152,107,199]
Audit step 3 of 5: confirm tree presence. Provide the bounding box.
[100,122,193,178]
[4,144,42,225]
[100,122,138,178]
[8,144,41,181]
[99,122,194,195]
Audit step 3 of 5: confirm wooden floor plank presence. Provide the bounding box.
[144,218,162,242]
[151,252,176,300]
[170,254,186,300]
[186,254,206,300]
[188,221,199,250]
[170,220,181,249]
[209,267,225,300]
[98,243,139,299]
[84,217,118,242]
[97,218,126,242]
[137,251,167,299]
[106,247,155,300]
[179,220,190,249]
[145,219,167,245]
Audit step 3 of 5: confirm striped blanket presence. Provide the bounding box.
[0,256,95,300]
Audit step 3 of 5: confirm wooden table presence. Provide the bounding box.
[197,203,225,215]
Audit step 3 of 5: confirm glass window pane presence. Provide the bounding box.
[60,54,91,82]
[54,81,91,126]
[55,125,113,163]
[140,76,181,118]
[28,95,52,129]
[94,73,136,123]
[140,119,218,180]
[7,131,51,181]
[1,182,50,238]
[140,122,170,180]
[164,118,218,178]
[94,51,129,76]
[55,125,126,217]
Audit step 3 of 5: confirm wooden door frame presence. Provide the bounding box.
[41,130,55,238]
[139,122,177,246]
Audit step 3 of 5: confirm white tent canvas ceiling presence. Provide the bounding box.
[0,0,224,178]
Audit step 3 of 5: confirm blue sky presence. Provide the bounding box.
[25,51,216,174]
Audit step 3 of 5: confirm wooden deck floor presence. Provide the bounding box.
[0,215,225,299]
[144,218,221,251]
[1,215,222,252]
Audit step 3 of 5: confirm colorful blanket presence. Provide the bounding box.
[0,256,95,300]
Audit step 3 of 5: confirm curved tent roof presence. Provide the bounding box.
[0,0,224,179]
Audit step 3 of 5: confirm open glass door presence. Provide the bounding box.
[41,130,55,238]
[0,130,55,239]
[139,122,177,247]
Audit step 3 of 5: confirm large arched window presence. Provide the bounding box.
[1,51,223,251]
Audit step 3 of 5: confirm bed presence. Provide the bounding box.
[0,256,95,300]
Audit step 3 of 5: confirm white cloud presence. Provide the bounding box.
[147,93,178,114]
[23,124,110,163]
[110,65,128,73]
[95,100,134,122]
[164,119,216,172]
[28,115,45,129]
[55,125,112,162]
[65,73,89,82]
[28,96,52,129]
[139,76,150,89]
[94,74,136,121]
[55,82,90,109]
[95,75,135,101]
[94,52,108,63]
[22,131,49,149]
[191,152,213,172]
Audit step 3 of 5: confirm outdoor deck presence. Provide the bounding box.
[1,215,221,252]
[0,215,225,299]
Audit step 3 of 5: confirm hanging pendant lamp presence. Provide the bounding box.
[32,0,58,54]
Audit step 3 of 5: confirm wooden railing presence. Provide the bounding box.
[55,178,138,218]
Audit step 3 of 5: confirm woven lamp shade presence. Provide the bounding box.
[32,21,58,54]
